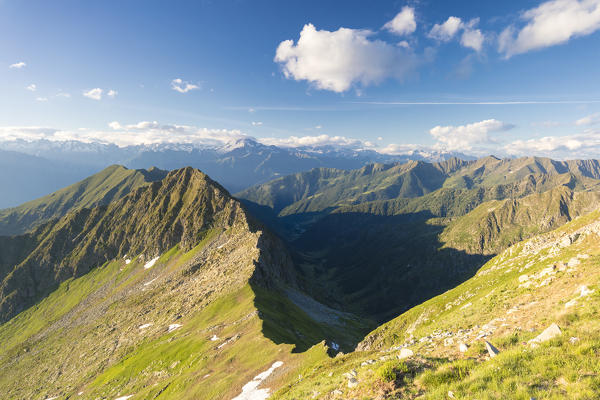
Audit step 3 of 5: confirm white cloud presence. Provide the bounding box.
[499,0,600,58]
[9,61,26,69]
[0,122,246,147]
[83,88,103,100]
[251,121,263,126]
[170,78,199,93]
[259,134,373,150]
[107,89,118,98]
[461,28,485,52]
[429,16,485,52]
[315,125,322,129]
[504,130,600,159]
[26,84,37,92]
[429,119,515,151]
[383,6,417,35]
[35,97,48,102]
[56,92,71,98]
[429,16,463,41]
[575,112,600,126]
[274,23,418,93]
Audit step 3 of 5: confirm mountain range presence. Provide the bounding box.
[0,138,470,208]
[1,155,600,399]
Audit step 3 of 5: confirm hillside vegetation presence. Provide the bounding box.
[0,165,167,236]
[238,156,600,322]
[275,210,600,399]
[0,167,366,399]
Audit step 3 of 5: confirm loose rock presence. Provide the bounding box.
[484,341,500,358]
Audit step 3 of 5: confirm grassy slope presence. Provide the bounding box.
[0,224,362,400]
[275,211,600,399]
[0,164,167,236]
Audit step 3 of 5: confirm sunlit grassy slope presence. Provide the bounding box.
[0,227,361,400]
[275,211,600,399]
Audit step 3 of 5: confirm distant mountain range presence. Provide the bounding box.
[0,138,472,208]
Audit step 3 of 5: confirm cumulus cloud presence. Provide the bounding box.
[429,16,485,52]
[35,97,48,102]
[505,130,600,159]
[9,61,26,69]
[170,78,199,93]
[575,112,600,126]
[251,121,263,126]
[430,119,515,151]
[383,6,417,35]
[26,84,37,92]
[107,89,118,98]
[499,0,600,58]
[83,88,103,100]
[461,28,485,52]
[274,23,418,92]
[429,16,463,41]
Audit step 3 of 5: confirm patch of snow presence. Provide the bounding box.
[143,256,159,269]
[143,278,156,286]
[232,361,284,400]
[115,396,134,400]
[138,323,153,330]
[125,259,131,264]
[168,323,182,332]
[565,299,578,308]
[210,334,219,341]
[578,285,595,297]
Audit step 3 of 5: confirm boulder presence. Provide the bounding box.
[398,348,414,359]
[459,343,469,353]
[529,323,561,346]
[484,341,500,358]
[347,377,358,388]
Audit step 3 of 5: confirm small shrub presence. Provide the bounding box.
[376,360,409,383]
[377,361,397,382]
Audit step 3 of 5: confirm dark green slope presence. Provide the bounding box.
[237,156,600,322]
[0,164,167,236]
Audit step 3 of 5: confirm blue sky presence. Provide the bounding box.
[1,0,600,158]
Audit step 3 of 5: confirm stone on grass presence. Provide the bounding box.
[569,337,580,344]
[459,343,469,353]
[484,341,500,358]
[565,299,577,308]
[529,323,561,346]
[347,377,358,388]
[398,348,414,359]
